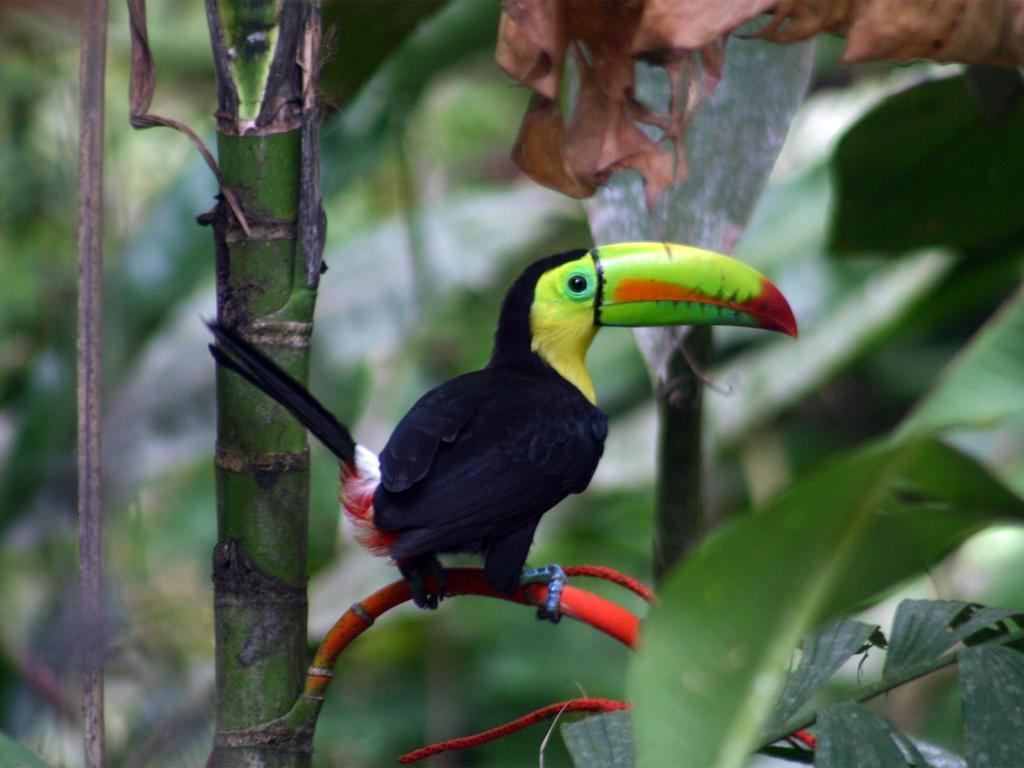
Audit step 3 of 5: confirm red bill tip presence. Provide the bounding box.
[753,277,798,338]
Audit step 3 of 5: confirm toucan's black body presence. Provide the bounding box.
[377,366,606,591]
[375,251,606,592]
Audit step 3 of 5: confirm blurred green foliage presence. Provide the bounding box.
[0,3,1022,767]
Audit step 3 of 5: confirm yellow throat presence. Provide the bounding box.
[529,260,600,403]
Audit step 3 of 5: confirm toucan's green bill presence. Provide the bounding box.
[592,242,797,337]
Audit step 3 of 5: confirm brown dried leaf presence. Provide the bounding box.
[502,0,1024,210]
[496,2,566,101]
[841,0,1024,66]
[634,0,1024,66]
[511,93,596,199]
[632,0,775,56]
[752,0,1024,67]
[566,46,680,208]
[499,0,701,211]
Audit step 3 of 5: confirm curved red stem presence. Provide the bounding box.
[303,566,645,700]
[560,564,655,602]
[398,698,630,764]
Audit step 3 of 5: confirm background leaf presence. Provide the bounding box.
[710,250,953,448]
[958,645,1024,767]
[830,75,1024,255]
[817,702,925,768]
[898,284,1024,439]
[884,600,1020,677]
[560,710,635,768]
[765,617,878,731]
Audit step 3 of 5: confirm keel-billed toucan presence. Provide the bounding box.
[209,242,796,617]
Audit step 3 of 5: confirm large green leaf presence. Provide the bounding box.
[958,645,1024,767]
[817,702,925,768]
[0,732,50,768]
[629,439,1024,768]
[765,617,879,732]
[898,284,1024,439]
[830,75,1024,255]
[561,711,635,768]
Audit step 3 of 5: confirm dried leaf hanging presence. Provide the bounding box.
[498,0,721,211]
[500,0,1024,208]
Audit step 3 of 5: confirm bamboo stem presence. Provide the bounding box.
[204,2,322,765]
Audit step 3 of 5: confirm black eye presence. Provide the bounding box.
[568,275,588,293]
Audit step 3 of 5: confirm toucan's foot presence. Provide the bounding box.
[520,564,566,623]
[399,554,446,610]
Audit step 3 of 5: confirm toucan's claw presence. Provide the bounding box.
[430,557,448,603]
[520,564,566,623]
[400,555,445,610]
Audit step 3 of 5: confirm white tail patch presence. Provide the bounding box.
[340,444,395,555]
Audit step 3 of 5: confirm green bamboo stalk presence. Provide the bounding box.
[204,2,323,766]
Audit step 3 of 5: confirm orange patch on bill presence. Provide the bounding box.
[612,277,741,308]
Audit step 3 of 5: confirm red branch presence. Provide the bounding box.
[304,567,645,700]
[399,698,630,764]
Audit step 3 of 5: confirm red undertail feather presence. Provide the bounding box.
[340,446,397,556]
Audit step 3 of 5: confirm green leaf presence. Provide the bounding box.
[766,618,879,732]
[0,732,50,768]
[898,284,1024,439]
[958,645,1024,767]
[629,439,1024,768]
[561,711,635,768]
[817,702,925,767]
[830,75,1024,255]
[884,600,1020,677]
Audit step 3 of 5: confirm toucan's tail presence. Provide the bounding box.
[207,322,356,463]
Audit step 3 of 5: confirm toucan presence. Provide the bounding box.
[209,242,796,619]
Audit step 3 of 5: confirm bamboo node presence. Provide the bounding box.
[215,446,310,474]
[242,321,313,348]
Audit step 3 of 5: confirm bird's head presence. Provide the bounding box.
[492,242,798,403]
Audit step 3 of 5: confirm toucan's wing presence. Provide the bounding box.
[378,370,495,493]
[374,371,607,558]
